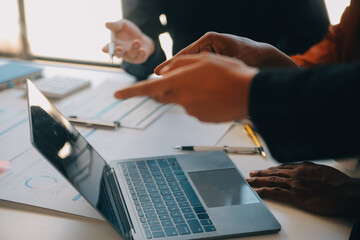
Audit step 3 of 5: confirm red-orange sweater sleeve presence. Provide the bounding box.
[291,0,360,67]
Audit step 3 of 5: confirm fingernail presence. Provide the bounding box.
[249,171,256,176]
[115,92,123,99]
[134,43,140,49]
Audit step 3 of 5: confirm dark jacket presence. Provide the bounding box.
[249,61,360,162]
[122,0,330,80]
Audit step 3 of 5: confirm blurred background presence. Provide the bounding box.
[0,0,351,67]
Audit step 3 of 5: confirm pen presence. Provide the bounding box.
[173,145,260,155]
[68,116,120,129]
[109,31,115,64]
[244,124,266,159]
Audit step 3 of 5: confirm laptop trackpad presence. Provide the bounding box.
[188,168,259,208]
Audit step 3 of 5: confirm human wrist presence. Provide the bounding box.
[235,65,259,119]
[260,43,299,68]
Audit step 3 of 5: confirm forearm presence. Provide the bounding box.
[249,61,360,162]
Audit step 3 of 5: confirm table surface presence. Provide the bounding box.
[0,59,357,240]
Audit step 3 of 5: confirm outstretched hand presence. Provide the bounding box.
[102,19,155,64]
[155,32,298,75]
[247,162,360,217]
[115,53,258,122]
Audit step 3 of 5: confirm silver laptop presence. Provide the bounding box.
[26,79,280,240]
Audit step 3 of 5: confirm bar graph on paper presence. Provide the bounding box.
[58,81,171,130]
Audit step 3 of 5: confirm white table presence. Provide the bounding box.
[0,59,357,240]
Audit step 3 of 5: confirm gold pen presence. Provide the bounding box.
[244,124,266,159]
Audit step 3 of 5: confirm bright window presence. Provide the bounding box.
[24,0,121,64]
[0,1,353,65]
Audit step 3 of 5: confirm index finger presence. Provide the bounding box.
[114,78,171,99]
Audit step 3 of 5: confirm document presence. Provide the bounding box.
[58,80,171,130]
[0,148,101,219]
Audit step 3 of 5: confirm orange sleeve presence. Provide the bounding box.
[291,26,341,67]
[291,0,360,67]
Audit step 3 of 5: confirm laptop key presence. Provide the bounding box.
[168,206,180,212]
[163,195,174,201]
[152,198,163,204]
[156,208,168,215]
[152,231,165,238]
[154,203,166,209]
[184,213,196,219]
[143,207,155,213]
[197,213,210,219]
[157,213,169,220]
[175,224,191,235]
[173,170,184,175]
[156,180,167,185]
[146,160,157,167]
[166,177,177,182]
[148,219,160,226]
[176,174,187,181]
[165,200,177,206]
[139,196,151,202]
[160,190,171,196]
[148,187,158,193]
[144,229,152,239]
[173,217,185,224]
[167,158,177,163]
[142,202,153,208]
[176,196,187,202]
[204,225,216,232]
[179,202,190,208]
[161,220,174,227]
[145,182,156,188]
[145,213,157,219]
[150,192,161,198]
[179,181,202,206]
[193,206,206,213]
[164,227,178,237]
[170,211,182,218]
[168,182,179,187]
[181,207,193,213]
[150,225,162,232]
[173,191,184,197]
[200,219,213,225]
[157,159,169,168]
[158,185,169,191]
[187,219,204,233]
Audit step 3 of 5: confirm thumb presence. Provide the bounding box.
[105,19,125,32]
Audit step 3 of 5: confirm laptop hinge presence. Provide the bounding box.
[106,166,135,240]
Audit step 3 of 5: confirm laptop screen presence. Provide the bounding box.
[26,80,126,239]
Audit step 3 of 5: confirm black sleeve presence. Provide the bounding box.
[121,0,167,80]
[248,61,360,162]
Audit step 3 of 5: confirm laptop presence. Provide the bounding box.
[26,79,280,239]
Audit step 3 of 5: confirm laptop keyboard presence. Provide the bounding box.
[120,158,216,239]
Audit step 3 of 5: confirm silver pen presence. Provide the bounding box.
[173,145,260,154]
[109,31,115,64]
[68,116,120,129]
